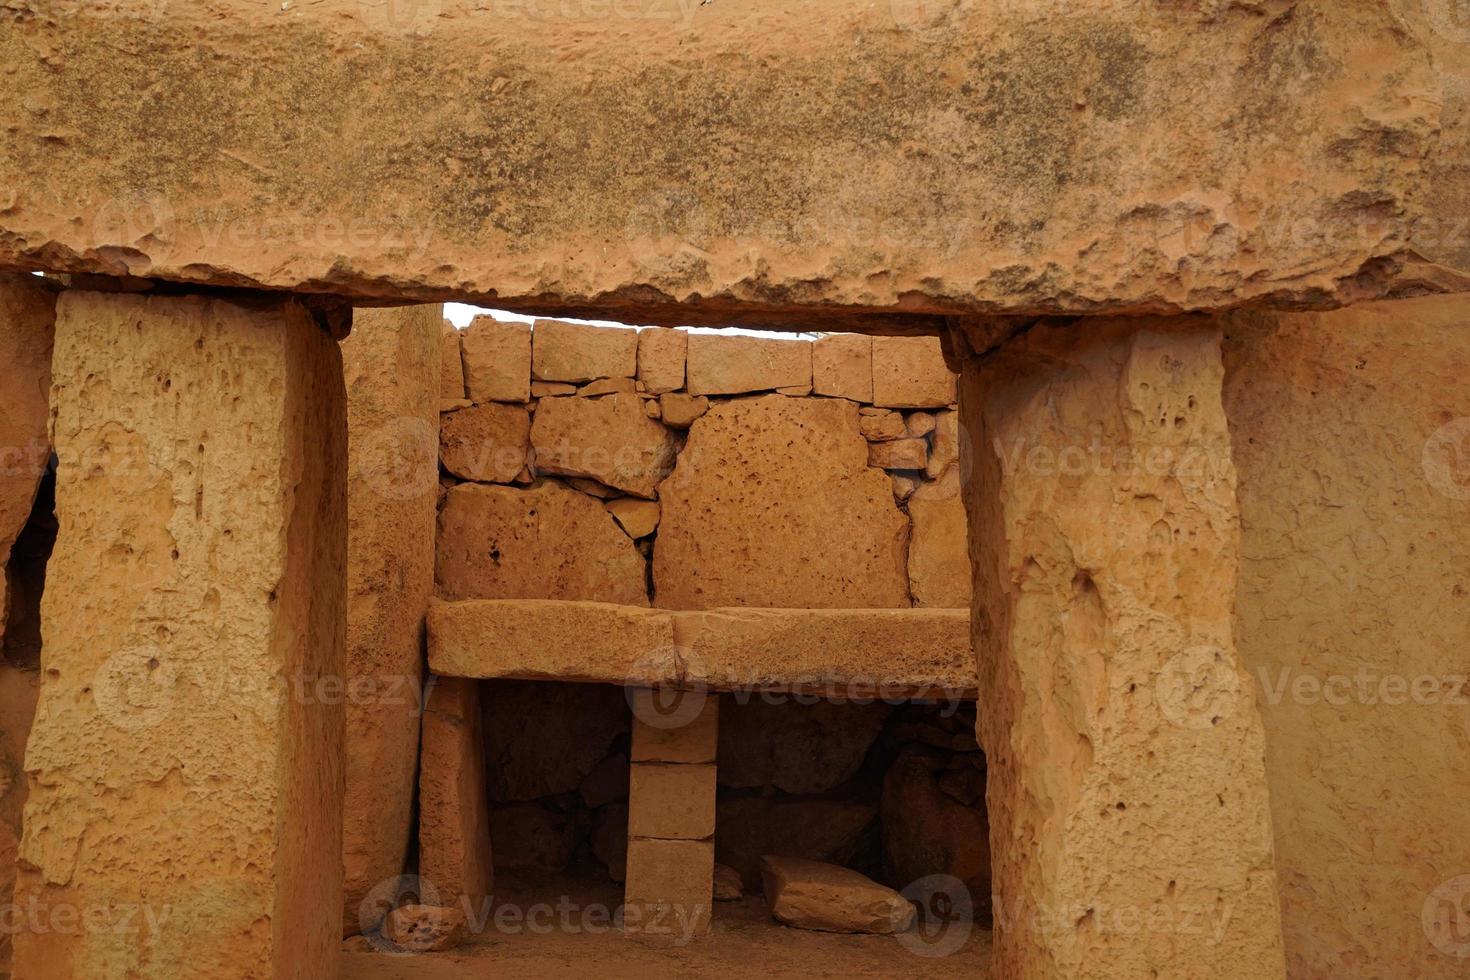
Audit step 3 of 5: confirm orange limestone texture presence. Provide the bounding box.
[961,317,1285,979]
[340,304,441,937]
[13,292,346,980]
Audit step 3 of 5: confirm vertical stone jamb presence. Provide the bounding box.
[339,305,441,933]
[415,676,494,928]
[958,317,1286,979]
[13,291,346,980]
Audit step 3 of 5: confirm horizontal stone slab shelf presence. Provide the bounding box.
[428,600,975,700]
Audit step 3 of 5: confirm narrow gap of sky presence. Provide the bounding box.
[444,302,818,340]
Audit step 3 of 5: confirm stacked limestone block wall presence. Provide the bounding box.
[432,316,977,895]
[437,318,968,611]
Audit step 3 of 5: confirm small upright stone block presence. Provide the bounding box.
[871,336,957,408]
[440,322,465,401]
[628,764,717,840]
[462,317,531,403]
[418,677,495,921]
[623,839,714,939]
[631,690,719,763]
[638,327,687,394]
[813,334,873,402]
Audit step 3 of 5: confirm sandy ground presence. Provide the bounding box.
[343,875,991,979]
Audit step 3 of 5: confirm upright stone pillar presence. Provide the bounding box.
[957,317,1285,979]
[339,305,440,934]
[13,291,346,979]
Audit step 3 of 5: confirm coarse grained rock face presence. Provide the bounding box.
[0,273,55,640]
[872,337,956,409]
[0,1,1457,323]
[529,392,678,498]
[461,318,531,403]
[340,304,441,937]
[962,317,1285,979]
[654,396,910,609]
[760,856,915,935]
[685,334,812,396]
[440,402,531,484]
[881,748,990,902]
[907,471,972,608]
[1222,295,1470,979]
[716,697,891,796]
[715,797,876,891]
[480,679,629,802]
[435,481,649,605]
[14,291,346,979]
[0,665,40,976]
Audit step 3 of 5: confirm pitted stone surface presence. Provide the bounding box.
[530,392,678,498]
[0,1,1456,321]
[14,291,346,979]
[962,317,1284,978]
[436,481,649,605]
[654,395,909,609]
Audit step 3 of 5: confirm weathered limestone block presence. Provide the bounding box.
[716,798,875,891]
[577,376,636,397]
[907,472,972,608]
[623,839,713,939]
[440,402,531,484]
[716,698,890,795]
[531,319,637,383]
[872,337,956,409]
[417,677,493,923]
[881,748,990,904]
[628,764,717,840]
[682,607,976,697]
[859,409,906,441]
[761,856,915,935]
[685,335,812,396]
[15,292,345,979]
[340,304,440,936]
[0,273,55,639]
[532,381,576,397]
[659,392,709,429]
[637,327,687,394]
[631,690,718,764]
[867,437,927,470]
[654,395,909,608]
[381,905,466,953]
[0,665,40,976]
[440,322,465,402]
[530,392,678,498]
[962,318,1285,979]
[927,409,961,480]
[480,679,629,802]
[462,317,530,403]
[428,599,676,684]
[1,2,1451,322]
[436,481,649,605]
[813,334,873,402]
[605,497,660,539]
[1222,296,1470,978]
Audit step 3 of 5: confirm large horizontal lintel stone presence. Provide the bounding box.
[1,0,1464,324]
[428,600,975,698]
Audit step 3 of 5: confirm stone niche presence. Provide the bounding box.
[396,316,988,957]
